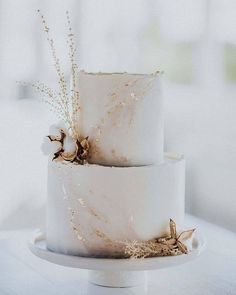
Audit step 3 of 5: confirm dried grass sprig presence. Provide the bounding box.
[32,81,67,121]
[65,10,80,138]
[36,10,80,139]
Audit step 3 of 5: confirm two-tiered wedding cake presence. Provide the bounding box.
[44,71,186,258]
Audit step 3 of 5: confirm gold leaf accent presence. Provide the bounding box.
[78,198,86,207]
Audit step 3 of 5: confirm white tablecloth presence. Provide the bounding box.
[0,215,236,295]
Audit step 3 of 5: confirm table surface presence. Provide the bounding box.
[0,215,236,295]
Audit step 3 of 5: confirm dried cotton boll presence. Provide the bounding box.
[42,120,90,164]
[41,121,67,158]
[61,151,77,162]
[61,135,78,161]
[49,120,68,137]
[41,136,62,155]
[63,135,78,154]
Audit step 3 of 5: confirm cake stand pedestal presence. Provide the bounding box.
[29,231,205,288]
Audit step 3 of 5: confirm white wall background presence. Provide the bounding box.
[0,0,236,232]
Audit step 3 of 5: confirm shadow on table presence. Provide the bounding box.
[86,282,148,295]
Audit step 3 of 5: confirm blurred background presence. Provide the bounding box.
[0,0,236,232]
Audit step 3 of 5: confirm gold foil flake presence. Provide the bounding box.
[77,197,108,223]
[76,232,85,241]
[94,229,106,239]
[111,92,117,100]
[78,198,86,207]
[121,156,129,163]
[130,92,135,98]
[62,184,69,199]
[72,223,86,243]
[68,207,86,243]
[88,207,108,223]
[94,229,113,244]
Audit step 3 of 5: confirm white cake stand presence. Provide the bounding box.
[29,231,205,288]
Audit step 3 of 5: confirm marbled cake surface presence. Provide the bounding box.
[46,154,185,257]
[75,71,164,166]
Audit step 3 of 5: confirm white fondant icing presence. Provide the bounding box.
[73,71,164,166]
[46,154,185,257]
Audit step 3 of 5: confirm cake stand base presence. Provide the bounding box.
[88,270,147,287]
[29,231,205,288]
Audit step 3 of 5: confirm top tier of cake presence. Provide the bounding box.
[74,71,163,167]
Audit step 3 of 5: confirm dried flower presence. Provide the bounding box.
[43,122,89,163]
[63,135,78,154]
[123,219,196,259]
[41,136,62,156]
[49,121,67,137]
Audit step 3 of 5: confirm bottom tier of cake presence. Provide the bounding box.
[46,153,185,257]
